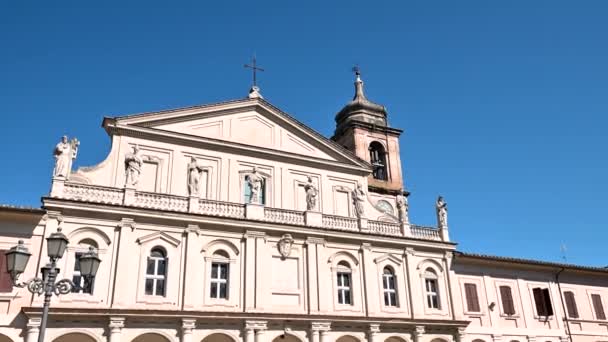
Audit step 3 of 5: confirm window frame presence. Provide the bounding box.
[531,287,554,318]
[382,267,398,307]
[144,247,168,297]
[563,290,579,319]
[336,261,353,306]
[589,292,607,321]
[424,269,440,310]
[495,281,520,318]
[209,258,230,300]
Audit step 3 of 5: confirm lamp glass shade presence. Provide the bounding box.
[78,247,101,278]
[47,230,69,259]
[5,240,31,281]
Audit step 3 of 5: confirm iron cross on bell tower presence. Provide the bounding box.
[244,55,265,99]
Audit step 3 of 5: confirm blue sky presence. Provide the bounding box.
[1,1,607,266]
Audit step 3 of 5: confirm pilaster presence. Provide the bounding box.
[244,231,266,310]
[245,321,267,342]
[306,237,325,313]
[361,243,378,315]
[455,327,467,342]
[123,186,135,205]
[183,224,200,309]
[112,218,136,307]
[245,203,265,220]
[188,196,199,213]
[50,177,65,197]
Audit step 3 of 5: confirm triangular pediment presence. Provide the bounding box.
[104,98,370,169]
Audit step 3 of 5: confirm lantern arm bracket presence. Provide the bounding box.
[11,277,45,294]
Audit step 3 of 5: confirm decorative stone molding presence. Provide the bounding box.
[244,230,266,240]
[305,210,323,227]
[369,323,380,333]
[414,326,425,342]
[245,320,268,330]
[404,247,416,256]
[527,337,536,342]
[109,317,125,332]
[185,224,200,236]
[456,327,467,342]
[182,318,196,332]
[118,218,136,232]
[306,237,326,246]
[361,242,372,252]
[492,335,503,342]
[310,322,331,331]
[278,234,294,259]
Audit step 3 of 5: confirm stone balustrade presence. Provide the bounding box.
[53,181,445,241]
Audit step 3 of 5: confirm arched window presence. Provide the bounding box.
[210,250,229,299]
[71,239,98,294]
[145,247,167,296]
[424,268,440,309]
[382,267,398,307]
[337,261,352,305]
[369,142,388,181]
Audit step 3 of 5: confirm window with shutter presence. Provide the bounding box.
[499,285,515,315]
[0,250,13,293]
[533,287,554,316]
[564,291,579,318]
[592,294,606,320]
[464,283,480,312]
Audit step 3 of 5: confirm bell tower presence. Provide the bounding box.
[332,69,406,195]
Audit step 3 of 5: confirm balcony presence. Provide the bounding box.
[51,181,444,241]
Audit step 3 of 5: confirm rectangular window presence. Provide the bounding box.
[337,272,352,305]
[464,283,481,312]
[592,294,606,320]
[425,278,439,309]
[145,254,167,296]
[532,288,554,317]
[71,252,94,294]
[499,285,516,315]
[0,250,13,293]
[382,271,398,307]
[564,291,579,318]
[210,262,229,299]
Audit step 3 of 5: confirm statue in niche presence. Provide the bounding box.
[246,167,264,204]
[278,234,294,259]
[396,193,409,223]
[53,135,79,179]
[187,157,204,196]
[352,182,366,218]
[436,195,448,228]
[304,176,318,211]
[124,145,143,187]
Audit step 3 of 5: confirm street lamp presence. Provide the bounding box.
[5,228,101,342]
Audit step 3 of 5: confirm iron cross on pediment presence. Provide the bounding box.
[244,55,264,87]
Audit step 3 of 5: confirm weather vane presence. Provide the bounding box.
[244,55,264,87]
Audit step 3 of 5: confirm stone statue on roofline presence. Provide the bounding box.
[352,182,366,218]
[246,167,264,204]
[436,195,448,228]
[53,135,79,179]
[187,157,204,196]
[124,145,143,188]
[304,176,318,211]
[396,193,409,223]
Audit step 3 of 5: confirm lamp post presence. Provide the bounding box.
[5,227,101,342]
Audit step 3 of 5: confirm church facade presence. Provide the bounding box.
[0,75,607,342]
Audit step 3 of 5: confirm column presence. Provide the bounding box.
[413,326,425,342]
[455,327,467,342]
[25,317,41,342]
[368,324,380,342]
[311,322,330,342]
[108,317,125,342]
[245,321,267,342]
[181,319,196,342]
[312,322,331,342]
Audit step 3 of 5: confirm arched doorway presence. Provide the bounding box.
[337,336,360,342]
[132,333,171,342]
[272,334,301,342]
[53,333,96,342]
[201,333,236,342]
[386,337,407,342]
[0,334,13,342]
